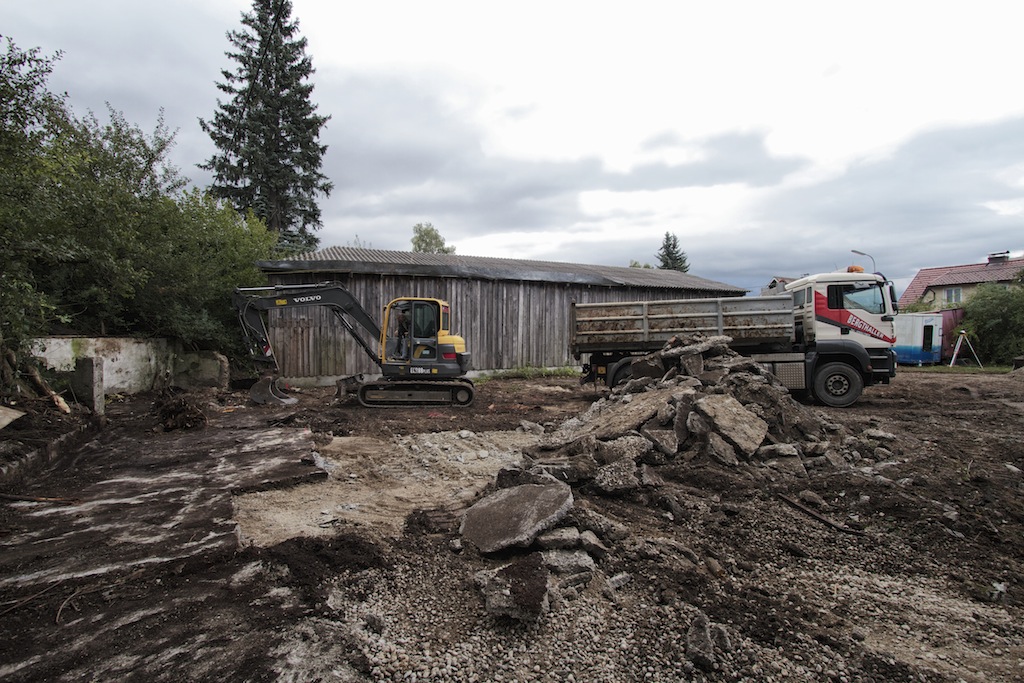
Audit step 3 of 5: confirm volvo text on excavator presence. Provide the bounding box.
[233,283,474,407]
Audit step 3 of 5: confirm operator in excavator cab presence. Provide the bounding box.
[395,308,410,359]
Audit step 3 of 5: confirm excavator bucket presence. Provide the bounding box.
[249,377,298,406]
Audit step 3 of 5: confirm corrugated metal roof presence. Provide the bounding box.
[258,246,747,294]
[898,254,1024,306]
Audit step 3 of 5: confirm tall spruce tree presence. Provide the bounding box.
[656,232,689,272]
[200,0,332,253]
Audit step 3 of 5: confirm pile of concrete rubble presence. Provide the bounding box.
[458,334,897,644]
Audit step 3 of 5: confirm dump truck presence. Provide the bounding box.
[233,283,474,407]
[571,269,898,407]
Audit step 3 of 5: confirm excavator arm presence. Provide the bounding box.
[233,283,385,373]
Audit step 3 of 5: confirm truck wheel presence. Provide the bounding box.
[608,358,633,388]
[812,362,863,408]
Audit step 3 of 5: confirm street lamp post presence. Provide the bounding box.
[851,249,876,273]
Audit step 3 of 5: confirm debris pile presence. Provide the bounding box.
[457,332,885,667]
[153,389,209,431]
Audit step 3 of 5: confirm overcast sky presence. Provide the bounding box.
[6,0,1024,295]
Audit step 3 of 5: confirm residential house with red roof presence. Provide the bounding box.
[898,251,1024,309]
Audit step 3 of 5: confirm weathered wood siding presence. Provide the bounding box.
[264,272,721,379]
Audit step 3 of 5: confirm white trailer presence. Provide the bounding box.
[893,313,943,366]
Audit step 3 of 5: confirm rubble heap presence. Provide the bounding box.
[458,333,899,670]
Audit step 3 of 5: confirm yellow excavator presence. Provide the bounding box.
[233,283,474,407]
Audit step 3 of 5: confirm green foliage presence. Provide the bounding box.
[0,38,68,357]
[629,260,653,269]
[656,232,689,272]
[1,37,276,398]
[199,0,332,253]
[960,282,1024,365]
[411,222,456,254]
[133,192,275,347]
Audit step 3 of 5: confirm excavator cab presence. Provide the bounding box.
[379,298,471,377]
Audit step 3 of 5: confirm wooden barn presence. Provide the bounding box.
[255,247,746,382]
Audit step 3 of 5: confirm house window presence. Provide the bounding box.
[944,288,962,304]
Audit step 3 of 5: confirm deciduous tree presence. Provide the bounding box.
[961,280,1024,365]
[411,222,456,254]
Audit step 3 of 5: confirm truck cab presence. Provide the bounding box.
[786,270,898,406]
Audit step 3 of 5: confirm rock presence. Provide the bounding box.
[662,335,733,359]
[798,489,828,508]
[579,529,609,558]
[697,368,729,385]
[630,356,666,380]
[536,526,581,550]
[704,432,740,466]
[765,456,808,478]
[567,504,630,542]
[593,457,641,495]
[606,572,632,590]
[595,434,652,465]
[695,394,769,457]
[638,464,665,487]
[825,450,850,469]
[640,423,678,459]
[686,611,716,671]
[519,420,545,435]
[474,553,550,621]
[755,443,800,461]
[711,624,733,652]
[542,549,596,575]
[460,483,574,553]
[686,411,712,438]
[495,464,565,489]
[656,401,675,426]
[863,428,897,441]
[591,387,681,440]
[680,352,705,377]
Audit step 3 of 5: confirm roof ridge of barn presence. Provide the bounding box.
[258,246,746,293]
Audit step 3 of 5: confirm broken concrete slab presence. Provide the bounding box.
[460,483,574,553]
[566,504,630,542]
[592,456,641,495]
[595,433,652,465]
[587,387,681,441]
[695,394,769,457]
[536,526,581,549]
[473,553,550,621]
[541,548,596,575]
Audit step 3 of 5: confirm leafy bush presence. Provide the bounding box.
[961,281,1024,365]
[1,39,276,396]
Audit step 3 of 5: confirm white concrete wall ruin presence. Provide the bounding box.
[31,337,228,396]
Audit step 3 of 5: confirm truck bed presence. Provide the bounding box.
[571,295,795,354]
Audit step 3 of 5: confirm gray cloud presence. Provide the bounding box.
[6,3,1023,296]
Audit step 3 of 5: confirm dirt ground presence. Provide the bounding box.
[1,370,1023,682]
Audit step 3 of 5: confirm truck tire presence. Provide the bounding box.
[812,362,863,408]
[608,358,633,388]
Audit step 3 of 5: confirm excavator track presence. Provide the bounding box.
[357,379,475,408]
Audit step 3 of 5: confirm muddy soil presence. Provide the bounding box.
[1,371,1023,682]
